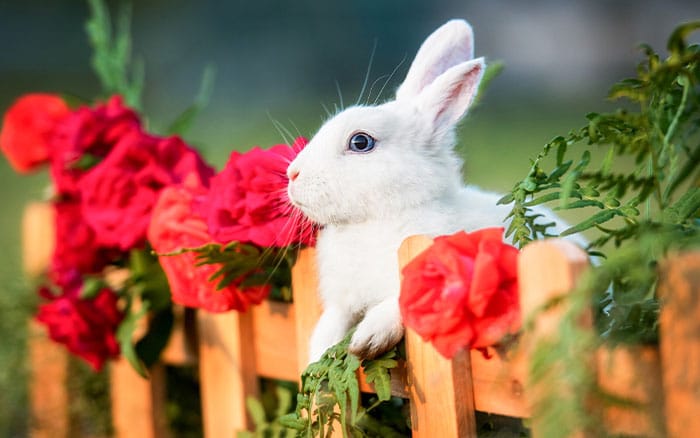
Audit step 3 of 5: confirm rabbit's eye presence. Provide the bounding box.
[348,132,376,153]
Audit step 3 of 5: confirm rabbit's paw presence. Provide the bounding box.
[308,305,353,364]
[349,300,404,360]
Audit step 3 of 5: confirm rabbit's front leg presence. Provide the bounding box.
[308,304,354,363]
[349,297,404,360]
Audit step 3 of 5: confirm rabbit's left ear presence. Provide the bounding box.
[396,19,474,101]
[415,58,484,130]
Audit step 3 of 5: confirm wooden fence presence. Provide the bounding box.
[23,202,700,437]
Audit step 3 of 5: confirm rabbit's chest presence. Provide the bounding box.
[315,223,406,311]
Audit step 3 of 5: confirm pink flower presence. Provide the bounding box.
[79,132,214,251]
[0,93,70,173]
[202,137,316,247]
[36,281,124,371]
[399,228,520,359]
[148,177,270,312]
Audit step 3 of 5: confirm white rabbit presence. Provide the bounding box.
[287,19,580,362]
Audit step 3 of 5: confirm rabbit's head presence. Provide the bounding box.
[287,20,484,226]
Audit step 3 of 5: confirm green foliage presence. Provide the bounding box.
[501,22,700,437]
[173,241,298,301]
[167,65,217,136]
[116,248,174,377]
[500,21,700,345]
[86,0,144,109]
[500,21,700,250]
[239,382,298,438]
[278,333,403,437]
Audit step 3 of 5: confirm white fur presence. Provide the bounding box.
[287,20,582,362]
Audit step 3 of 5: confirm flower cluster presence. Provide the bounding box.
[399,228,521,359]
[1,93,315,370]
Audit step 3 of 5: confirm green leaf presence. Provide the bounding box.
[167,64,216,135]
[524,192,560,207]
[245,396,268,429]
[663,187,700,223]
[560,209,619,236]
[361,351,398,402]
[80,276,106,299]
[497,193,514,205]
[85,0,143,108]
[278,413,308,430]
[134,306,174,369]
[667,21,700,55]
[554,199,605,211]
[115,301,150,377]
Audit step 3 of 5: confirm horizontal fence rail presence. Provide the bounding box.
[22,203,700,437]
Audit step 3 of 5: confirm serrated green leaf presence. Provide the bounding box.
[560,209,618,236]
[524,192,560,207]
[497,193,514,205]
[554,199,605,211]
[278,413,308,430]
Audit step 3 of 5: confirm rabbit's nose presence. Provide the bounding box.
[288,169,300,181]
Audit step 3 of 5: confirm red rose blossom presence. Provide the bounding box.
[0,93,70,173]
[399,228,520,359]
[36,281,124,371]
[80,132,214,251]
[49,95,141,195]
[148,176,270,312]
[202,137,316,247]
[50,201,119,286]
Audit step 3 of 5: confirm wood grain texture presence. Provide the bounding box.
[197,310,258,436]
[400,235,478,438]
[659,251,700,438]
[110,360,170,438]
[291,247,322,377]
[597,345,665,437]
[28,320,69,438]
[252,301,298,381]
[517,239,590,437]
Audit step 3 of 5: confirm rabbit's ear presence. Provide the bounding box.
[396,20,474,101]
[415,57,484,130]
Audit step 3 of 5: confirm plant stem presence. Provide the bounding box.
[662,78,691,204]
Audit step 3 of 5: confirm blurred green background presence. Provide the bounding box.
[1,0,699,436]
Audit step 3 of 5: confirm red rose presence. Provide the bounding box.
[399,228,520,359]
[50,201,119,286]
[36,282,124,371]
[50,95,141,195]
[202,137,316,247]
[0,93,70,173]
[148,178,270,312]
[80,132,213,251]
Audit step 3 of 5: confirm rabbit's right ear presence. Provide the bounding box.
[395,20,474,101]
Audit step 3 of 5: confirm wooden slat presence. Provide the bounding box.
[597,345,665,437]
[252,301,298,381]
[470,348,529,418]
[110,360,170,438]
[28,320,69,438]
[659,251,700,438]
[517,239,590,436]
[291,247,322,377]
[400,235,478,438]
[22,202,54,277]
[197,310,259,436]
[160,306,197,366]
